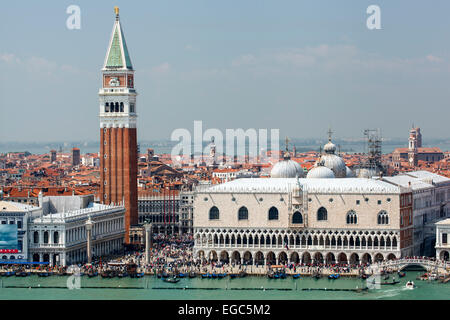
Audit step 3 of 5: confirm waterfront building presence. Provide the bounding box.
[99,7,138,243]
[193,177,413,265]
[0,200,38,262]
[435,218,450,261]
[28,194,125,266]
[381,171,450,256]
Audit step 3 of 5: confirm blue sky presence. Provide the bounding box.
[1,0,449,142]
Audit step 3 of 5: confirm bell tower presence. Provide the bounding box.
[99,7,138,243]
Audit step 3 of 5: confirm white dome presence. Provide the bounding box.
[307,165,335,179]
[323,141,336,153]
[319,154,347,178]
[271,159,305,178]
[345,166,355,177]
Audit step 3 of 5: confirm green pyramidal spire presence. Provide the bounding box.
[104,8,133,70]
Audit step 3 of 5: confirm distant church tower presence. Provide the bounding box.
[408,126,421,166]
[99,7,138,243]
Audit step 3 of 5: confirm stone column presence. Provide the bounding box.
[86,218,93,264]
[145,223,152,265]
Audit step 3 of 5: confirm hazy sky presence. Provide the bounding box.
[1,0,449,142]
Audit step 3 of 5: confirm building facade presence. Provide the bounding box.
[193,178,412,265]
[99,8,138,243]
[28,195,125,266]
[435,218,450,261]
[381,171,450,256]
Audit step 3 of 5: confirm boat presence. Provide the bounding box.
[15,271,29,277]
[101,271,111,278]
[212,273,218,279]
[397,271,406,278]
[229,273,238,279]
[178,273,185,278]
[163,276,180,283]
[328,274,340,280]
[161,272,169,279]
[38,272,50,277]
[217,273,227,279]
[292,274,300,279]
[188,271,197,278]
[360,273,368,280]
[405,281,415,289]
[135,272,144,278]
[87,271,98,278]
[239,271,247,278]
[380,279,400,285]
[201,273,209,279]
[117,272,128,278]
[1,271,14,277]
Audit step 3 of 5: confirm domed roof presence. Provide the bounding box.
[345,166,355,178]
[356,168,377,179]
[323,141,336,154]
[271,159,304,178]
[306,165,335,179]
[319,154,346,178]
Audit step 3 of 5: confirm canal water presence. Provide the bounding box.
[0,271,448,300]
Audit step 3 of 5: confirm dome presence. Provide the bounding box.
[323,141,336,154]
[319,154,346,178]
[306,165,335,179]
[345,166,355,177]
[271,159,305,178]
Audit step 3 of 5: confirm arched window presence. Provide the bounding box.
[33,231,39,243]
[43,231,49,244]
[268,207,279,220]
[346,210,358,224]
[105,103,110,112]
[317,207,327,221]
[120,102,124,112]
[209,206,219,220]
[377,211,389,225]
[238,206,248,220]
[292,211,303,224]
[53,231,59,244]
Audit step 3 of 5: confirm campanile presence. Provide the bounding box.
[99,7,138,243]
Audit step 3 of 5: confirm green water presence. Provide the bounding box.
[0,271,448,300]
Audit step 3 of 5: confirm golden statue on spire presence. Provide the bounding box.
[114,6,119,16]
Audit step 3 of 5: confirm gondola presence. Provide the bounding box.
[1,271,14,277]
[38,272,50,277]
[117,272,128,278]
[229,273,238,279]
[135,272,144,278]
[328,274,340,280]
[292,274,301,279]
[178,273,185,278]
[100,271,111,278]
[239,271,247,278]
[217,273,227,279]
[212,273,218,279]
[15,271,29,277]
[201,273,209,279]
[360,273,368,280]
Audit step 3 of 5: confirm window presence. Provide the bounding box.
[17,220,22,229]
[317,207,328,221]
[105,103,110,112]
[292,211,303,224]
[209,206,219,220]
[120,102,124,112]
[33,231,39,243]
[356,200,360,205]
[130,103,135,113]
[346,210,357,224]
[43,231,49,244]
[238,206,248,220]
[268,207,279,220]
[377,200,382,205]
[377,211,389,225]
[443,233,448,244]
